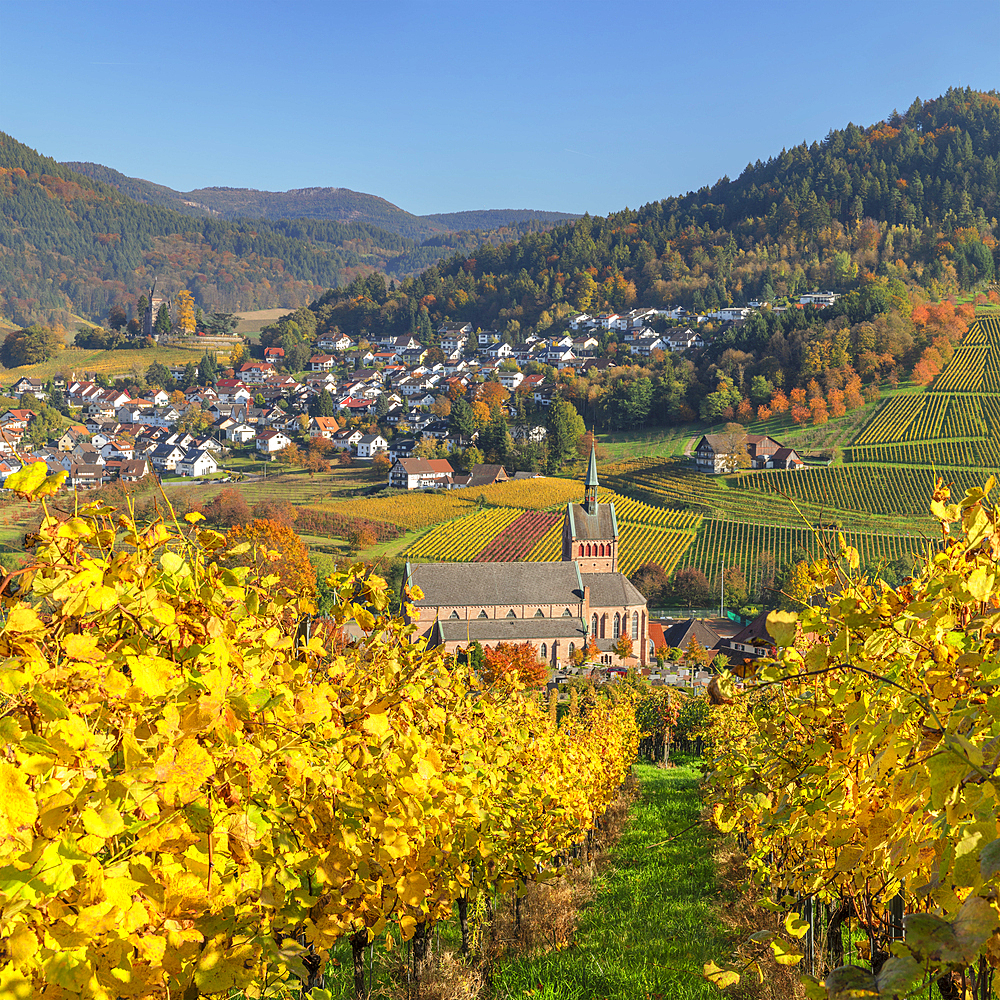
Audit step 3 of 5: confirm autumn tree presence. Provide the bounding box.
[481,641,549,688]
[222,517,317,598]
[670,567,712,608]
[716,422,751,473]
[371,451,392,476]
[276,443,303,466]
[629,562,668,603]
[175,290,196,334]
[1,324,61,367]
[614,634,634,665]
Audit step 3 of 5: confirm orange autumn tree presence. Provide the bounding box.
[481,641,549,688]
[222,517,317,599]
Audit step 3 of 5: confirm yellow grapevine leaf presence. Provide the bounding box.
[129,654,175,697]
[771,936,804,965]
[832,846,864,873]
[87,585,119,612]
[363,711,392,742]
[5,605,44,632]
[0,761,37,838]
[766,610,798,647]
[4,461,48,497]
[81,804,125,839]
[703,960,740,988]
[785,911,811,939]
[397,870,430,907]
[399,914,417,940]
[6,922,37,966]
[64,633,102,660]
[155,739,215,805]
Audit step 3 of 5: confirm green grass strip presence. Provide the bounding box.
[490,762,728,999]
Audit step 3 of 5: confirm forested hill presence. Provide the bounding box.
[62,163,579,240]
[0,137,576,325]
[314,88,999,342]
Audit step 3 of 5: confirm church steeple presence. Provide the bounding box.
[584,441,598,514]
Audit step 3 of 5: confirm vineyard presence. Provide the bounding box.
[844,315,1000,469]
[677,517,930,588]
[702,482,1000,997]
[0,481,641,1000]
[404,495,699,578]
[322,476,589,530]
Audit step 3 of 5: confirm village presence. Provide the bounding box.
[0,294,837,489]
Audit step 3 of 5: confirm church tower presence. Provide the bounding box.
[562,443,618,573]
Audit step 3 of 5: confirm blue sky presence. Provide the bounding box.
[2,0,998,217]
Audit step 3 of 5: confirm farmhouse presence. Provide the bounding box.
[405,448,648,671]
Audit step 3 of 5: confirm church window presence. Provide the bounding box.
[562,608,572,617]
[632,611,639,640]
[591,613,598,636]
[449,610,460,619]
[506,609,517,618]
[599,543,605,557]
[478,610,488,618]
[569,642,575,656]
[540,643,547,659]
[579,544,585,557]
[534,608,545,617]
[600,615,606,638]
[613,613,620,639]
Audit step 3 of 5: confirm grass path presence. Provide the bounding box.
[490,762,728,999]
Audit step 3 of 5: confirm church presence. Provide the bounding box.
[404,447,649,670]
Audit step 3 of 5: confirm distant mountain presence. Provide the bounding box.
[0,139,579,326]
[62,163,579,239]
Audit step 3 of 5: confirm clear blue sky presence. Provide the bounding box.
[2,0,998,217]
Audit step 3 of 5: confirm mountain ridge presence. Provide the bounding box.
[59,161,578,240]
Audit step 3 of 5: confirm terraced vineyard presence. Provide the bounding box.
[405,495,699,577]
[678,519,932,590]
[845,315,1000,469]
[735,464,989,519]
[615,524,698,577]
[475,510,561,561]
[404,507,525,562]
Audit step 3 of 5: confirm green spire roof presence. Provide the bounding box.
[585,442,599,488]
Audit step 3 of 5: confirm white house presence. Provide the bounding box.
[356,433,388,458]
[256,429,292,455]
[226,423,256,444]
[177,449,219,477]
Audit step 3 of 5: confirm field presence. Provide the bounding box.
[233,308,292,336]
[0,344,212,384]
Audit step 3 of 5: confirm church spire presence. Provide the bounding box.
[584,440,598,514]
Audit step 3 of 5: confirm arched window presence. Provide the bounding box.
[613,614,620,639]
[506,609,517,618]
[591,613,598,636]
[534,608,545,617]
[569,642,575,656]
[649,639,655,658]
[632,611,639,640]
[449,610,460,619]
[478,609,489,618]
[600,543,606,557]
[579,544,585,557]
[540,643,547,660]
[600,615,606,638]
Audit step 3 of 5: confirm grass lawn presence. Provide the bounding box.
[490,762,729,1000]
